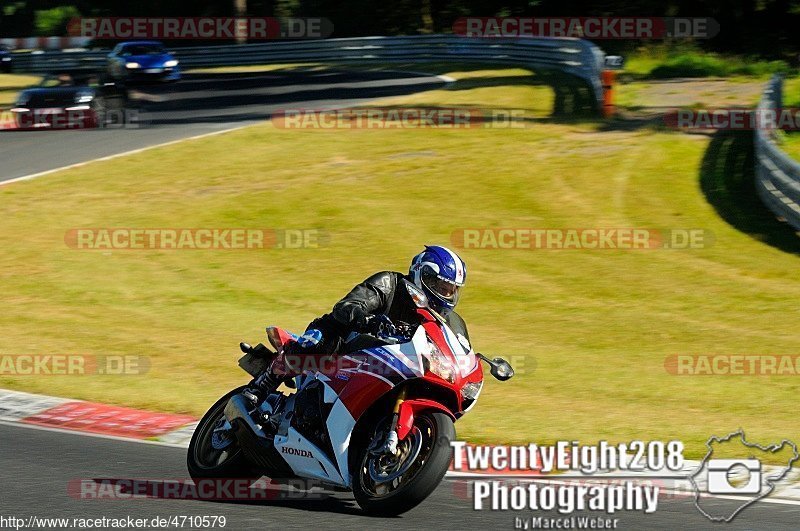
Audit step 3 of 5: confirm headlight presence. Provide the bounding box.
[125,62,140,69]
[163,59,178,68]
[74,91,94,104]
[1,57,10,62]
[426,341,456,383]
[461,381,483,400]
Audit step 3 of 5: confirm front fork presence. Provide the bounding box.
[373,387,407,456]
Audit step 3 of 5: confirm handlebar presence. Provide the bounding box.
[378,320,415,342]
[344,321,416,350]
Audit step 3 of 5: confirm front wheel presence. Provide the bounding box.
[187,386,259,483]
[352,410,455,515]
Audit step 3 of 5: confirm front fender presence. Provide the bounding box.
[396,398,456,440]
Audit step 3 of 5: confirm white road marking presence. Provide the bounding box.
[0,71,453,187]
[0,123,255,187]
[2,416,800,508]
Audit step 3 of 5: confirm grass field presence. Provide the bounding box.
[622,46,793,79]
[1,67,799,460]
[776,130,800,161]
[774,78,800,161]
[0,73,41,106]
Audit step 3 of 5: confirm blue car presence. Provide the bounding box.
[107,41,180,83]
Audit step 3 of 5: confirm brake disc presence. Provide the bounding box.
[211,418,234,450]
[368,426,423,484]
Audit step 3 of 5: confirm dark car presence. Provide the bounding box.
[106,41,181,83]
[7,72,125,130]
[0,45,11,73]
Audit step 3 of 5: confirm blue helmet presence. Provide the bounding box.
[409,245,467,310]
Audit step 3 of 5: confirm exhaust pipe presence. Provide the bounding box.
[224,394,268,439]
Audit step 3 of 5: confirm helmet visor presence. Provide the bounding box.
[421,266,462,304]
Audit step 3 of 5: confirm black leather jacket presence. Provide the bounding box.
[306,271,469,353]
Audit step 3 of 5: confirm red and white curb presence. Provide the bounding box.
[1,388,799,504]
[0,389,196,446]
[0,389,531,475]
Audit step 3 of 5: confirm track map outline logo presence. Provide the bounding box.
[688,429,799,522]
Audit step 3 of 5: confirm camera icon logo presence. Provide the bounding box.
[706,459,762,494]
[690,430,799,522]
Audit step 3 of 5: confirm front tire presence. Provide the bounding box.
[352,410,455,515]
[187,386,259,483]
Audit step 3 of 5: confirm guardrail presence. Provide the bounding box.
[754,76,800,231]
[1,37,91,50]
[9,35,606,108]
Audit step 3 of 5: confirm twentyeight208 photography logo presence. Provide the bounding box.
[451,431,798,526]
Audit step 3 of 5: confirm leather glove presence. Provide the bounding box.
[360,314,396,336]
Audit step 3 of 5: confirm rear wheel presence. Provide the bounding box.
[187,386,259,483]
[352,410,455,515]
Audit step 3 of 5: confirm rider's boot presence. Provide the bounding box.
[249,344,301,399]
[253,367,283,396]
[239,342,284,401]
[247,327,324,400]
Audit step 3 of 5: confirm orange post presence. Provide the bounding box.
[601,69,616,118]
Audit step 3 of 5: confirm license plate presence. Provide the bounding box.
[145,68,163,73]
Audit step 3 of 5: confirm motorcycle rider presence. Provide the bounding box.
[254,245,469,392]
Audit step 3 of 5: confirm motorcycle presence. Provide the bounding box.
[187,279,514,515]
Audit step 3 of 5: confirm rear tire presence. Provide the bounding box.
[352,411,455,515]
[187,386,259,483]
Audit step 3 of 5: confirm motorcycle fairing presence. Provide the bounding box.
[273,371,355,487]
[440,321,479,377]
[347,325,427,380]
[271,320,473,488]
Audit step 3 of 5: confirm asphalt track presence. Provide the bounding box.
[0,423,798,530]
[0,69,447,183]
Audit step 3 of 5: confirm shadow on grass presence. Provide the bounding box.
[450,70,599,117]
[699,130,800,254]
[429,69,598,115]
[181,62,620,123]
[344,62,600,119]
